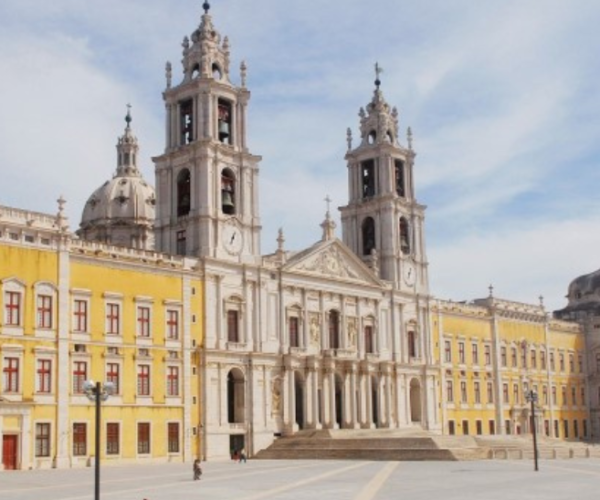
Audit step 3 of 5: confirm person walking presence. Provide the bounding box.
[240,448,247,463]
[193,458,202,480]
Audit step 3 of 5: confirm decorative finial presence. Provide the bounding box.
[346,128,353,151]
[539,295,544,308]
[203,1,210,14]
[165,61,172,89]
[240,60,247,88]
[374,62,383,89]
[321,195,336,241]
[277,228,285,251]
[55,195,69,232]
[324,195,332,215]
[488,284,494,298]
[125,104,132,128]
[407,127,413,150]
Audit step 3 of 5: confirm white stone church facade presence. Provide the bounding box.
[145,6,440,459]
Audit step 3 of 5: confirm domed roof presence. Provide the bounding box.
[554,268,600,318]
[78,108,156,249]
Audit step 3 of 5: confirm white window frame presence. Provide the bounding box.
[2,278,26,335]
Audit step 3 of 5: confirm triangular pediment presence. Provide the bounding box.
[283,239,383,287]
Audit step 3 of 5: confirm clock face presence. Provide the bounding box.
[222,225,243,255]
[403,263,416,286]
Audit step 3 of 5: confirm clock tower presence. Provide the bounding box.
[153,2,262,263]
[339,67,429,294]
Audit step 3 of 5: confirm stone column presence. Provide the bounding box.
[382,365,392,428]
[365,370,374,428]
[322,368,332,428]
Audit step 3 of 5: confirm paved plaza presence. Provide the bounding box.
[2,459,599,500]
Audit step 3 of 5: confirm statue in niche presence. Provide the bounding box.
[347,318,357,348]
[309,315,320,346]
[271,377,282,416]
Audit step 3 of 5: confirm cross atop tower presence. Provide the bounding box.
[203,1,211,14]
[375,62,383,88]
[324,194,332,214]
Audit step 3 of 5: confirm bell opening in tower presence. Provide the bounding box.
[218,99,232,144]
[395,160,405,197]
[361,160,375,199]
[221,169,236,215]
[399,217,411,255]
[361,217,375,256]
[180,99,194,145]
[177,169,191,217]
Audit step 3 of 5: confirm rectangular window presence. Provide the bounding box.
[72,361,87,394]
[73,423,87,456]
[180,99,194,145]
[559,353,565,372]
[37,294,53,328]
[561,386,567,406]
[73,299,88,332]
[543,385,548,405]
[137,364,150,396]
[107,423,120,455]
[572,386,577,406]
[37,359,52,393]
[167,310,180,340]
[458,342,465,364]
[167,366,179,397]
[503,383,509,403]
[460,381,467,403]
[578,354,584,373]
[227,310,239,343]
[137,306,151,337]
[552,386,557,405]
[511,347,517,367]
[3,357,19,392]
[554,420,559,438]
[563,420,569,439]
[530,350,537,369]
[5,291,22,326]
[472,343,479,365]
[501,346,507,367]
[462,420,469,435]
[489,420,496,435]
[444,340,451,363]
[487,382,494,403]
[513,384,519,404]
[474,381,481,404]
[448,420,455,435]
[476,420,483,435]
[540,350,546,370]
[176,230,186,255]
[550,351,555,371]
[138,423,151,454]
[364,325,374,354]
[106,362,120,395]
[446,380,453,402]
[168,422,180,453]
[289,317,300,348]
[407,331,416,358]
[35,423,51,457]
[361,159,376,198]
[484,345,491,366]
[569,354,574,373]
[521,345,527,368]
[106,303,120,335]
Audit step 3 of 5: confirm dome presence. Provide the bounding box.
[78,108,156,249]
[554,268,600,319]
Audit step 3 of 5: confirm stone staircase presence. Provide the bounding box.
[254,429,487,461]
[254,429,600,462]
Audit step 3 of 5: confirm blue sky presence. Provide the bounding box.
[1,0,600,311]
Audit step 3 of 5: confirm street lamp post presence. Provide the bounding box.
[83,380,115,500]
[525,389,539,471]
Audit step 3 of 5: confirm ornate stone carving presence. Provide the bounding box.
[309,313,320,346]
[297,247,360,279]
[271,376,282,416]
[347,317,357,348]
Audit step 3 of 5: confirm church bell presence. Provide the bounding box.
[219,121,230,141]
[222,190,235,213]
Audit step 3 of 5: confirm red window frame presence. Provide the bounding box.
[106,362,120,395]
[444,340,451,362]
[72,361,87,394]
[5,291,21,326]
[137,306,151,337]
[106,423,120,455]
[4,357,19,392]
[106,303,120,335]
[137,423,150,454]
[37,359,52,393]
[167,310,179,340]
[37,294,53,328]
[168,422,180,453]
[73,299,88,332]
[137,364,150,396]
[73,423,87,456]
[166,366,179,397]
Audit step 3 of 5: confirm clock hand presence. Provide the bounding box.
[230,233,236,244]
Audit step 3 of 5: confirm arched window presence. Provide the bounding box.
[329,310,340,349]
[212,63,222,80]
[177,169,191,217]
[362,217,375,256]
[221,169,236,215]
[399,217,410,254]
[395,160,405,197]
[218,99,232,144]
[368,130,377,144]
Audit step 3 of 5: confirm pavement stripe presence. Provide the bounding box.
[353,462,399,500]
[238,462,369,500]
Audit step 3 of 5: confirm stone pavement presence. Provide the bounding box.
[1,459,599,500]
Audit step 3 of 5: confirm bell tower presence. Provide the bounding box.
[339,65,429,293]
[153,2,262,263]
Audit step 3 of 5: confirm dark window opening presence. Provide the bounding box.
[176,230,186,256]
[289,316,299,348]
[227,310,239,343]
[386,131,394,143]
[368,130,376,144]
[191,64,200,79]
[361,217,375,256]
[395,160,405,197]
[218,99,232,144]
[329,311,340,349]
[221,169,236,215]
[408,330,416,358]
[364,326,374,354]
[180,99,194,145]
[212,63,222,80]
[400,217,410,254]
[361,159,375,198]
[177,169,191,217]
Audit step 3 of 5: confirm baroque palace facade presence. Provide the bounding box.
[0,4,597,469]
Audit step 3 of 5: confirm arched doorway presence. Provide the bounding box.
[294,371,305,430]
[371,376,379,428]
[409,378,422,423]
[227,368,245,424]
[335,374,344,428]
